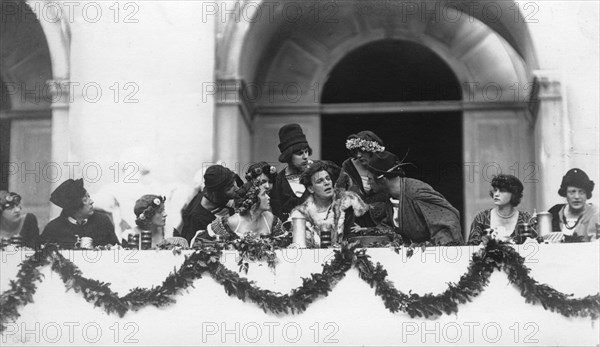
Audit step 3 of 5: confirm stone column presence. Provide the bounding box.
[46,79,71,219]
[214,79,254,175]
[533,70,571,211]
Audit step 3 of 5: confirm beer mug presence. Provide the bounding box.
[127,234,140,249]
[141,230,152,250]
[529,211,552,237]
[9,235,23,247]
[75,236,94,249]
[320,225,332,248]
[515,223,536,244]
[290,211,307,248]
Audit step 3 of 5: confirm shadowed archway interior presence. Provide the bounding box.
[321,39,464,216]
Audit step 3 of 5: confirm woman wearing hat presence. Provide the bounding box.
[180,165,239,242]
[468,174,532,244]
[0,191,40,249]
[121,195,168,247]
[41,178,119,249]
[366,151,463,245]
[270,124,313,220]
[336,130,389,226]
[548,168,599,242]
[291,160,370,248]
[191,182,286,246]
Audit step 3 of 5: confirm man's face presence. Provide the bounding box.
[290,148,310,171]
[308,170,334,200]
[368,172,398,196]
[367,171,383,193]
[224,182,238,200]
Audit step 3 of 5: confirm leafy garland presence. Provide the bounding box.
[228,236,279,274]
[1,240,599,334]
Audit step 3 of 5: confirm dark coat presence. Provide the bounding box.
[548,204,564,232]
[41,212,118,249]
[270,168,310,221]
[20,213,40,249]
[381,178,463,245]
[180,192,218,243]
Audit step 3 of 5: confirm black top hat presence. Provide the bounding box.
[366,151,406,178]
[558,168,595,198]
[204,165,235,191]
[278,124,310,163]
[50,178,87,209]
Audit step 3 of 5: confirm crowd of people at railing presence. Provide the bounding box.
[1,124,598,250]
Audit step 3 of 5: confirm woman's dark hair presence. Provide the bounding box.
[280,146,313,164]
[0,191,21,211]
[300,160,334,188]
[245,162,277,183]
[234,182,261,216]
[489,174,524,206]
[134,195,166,229]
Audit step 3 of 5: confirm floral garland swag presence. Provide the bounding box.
[1,240,599,333]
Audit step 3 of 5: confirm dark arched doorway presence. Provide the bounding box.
[321,39,464,216]
[1,0,53,225]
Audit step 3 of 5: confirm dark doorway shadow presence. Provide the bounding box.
[321,113,463,214]
[321,39,464,216]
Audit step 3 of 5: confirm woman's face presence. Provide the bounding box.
[255,173,273,192]
[355,150,372,166]
[309,170,334,200]
[151,205,167,227]
[565,186,587,211]
[257,187,271,211]
[1,204,22,223]
[491,187,512,207]
[290,148,310,171]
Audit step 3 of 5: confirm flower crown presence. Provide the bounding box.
[2,193,21,210]
[245,165,277,181]
[137,196,165,221]
[346,138,385,153]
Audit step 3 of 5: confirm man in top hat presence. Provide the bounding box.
[270,123,313,220]
[41,179,119,249]
[180,164,239,242]
[366,151,463,245]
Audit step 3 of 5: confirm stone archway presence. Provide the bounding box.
[320,39,465,219]
[217,0,540,234]
[1,0,70,225]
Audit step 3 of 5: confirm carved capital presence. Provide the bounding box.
[45,79,71,109]
[533,70,562,100]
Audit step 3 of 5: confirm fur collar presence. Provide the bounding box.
[292,189,369,246]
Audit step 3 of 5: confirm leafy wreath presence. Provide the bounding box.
[1,240,599,334]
